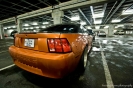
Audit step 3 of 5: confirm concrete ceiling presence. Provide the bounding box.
[0,0,133,29]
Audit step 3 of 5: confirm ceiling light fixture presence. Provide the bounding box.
[94,19,102,24]
[104,26,109,28]
[42,26,46,28]
[88,26,91,29]
[95,26,100,29]
[80,21,86,25]
[70,16,80,21]
[111,19,121,23]
[23,24,29,26]
[122,9,133,15]
[32,22,38,25]
[92,13,104,18]
[42,22,49,24]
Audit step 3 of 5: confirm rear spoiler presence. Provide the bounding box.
[19,32,37,34]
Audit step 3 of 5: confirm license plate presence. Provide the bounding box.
[24,39,34,47]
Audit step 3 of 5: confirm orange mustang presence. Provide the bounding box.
[9,23,93,79]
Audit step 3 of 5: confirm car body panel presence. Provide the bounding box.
[9,24,92,78]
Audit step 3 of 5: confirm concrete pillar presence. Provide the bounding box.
[52,9,64,24]
[104,29,108,36]
[17,19,22,33]
[0,24,5,39]
[108,25,114,36]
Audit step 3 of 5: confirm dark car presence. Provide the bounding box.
[10,30,18,38]
[87,29,95,40]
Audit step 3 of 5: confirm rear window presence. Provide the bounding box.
[39,24,79,33]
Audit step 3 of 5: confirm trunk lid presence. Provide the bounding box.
[15,33,60,52]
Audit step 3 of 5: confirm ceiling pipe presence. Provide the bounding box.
[104,0,125,24]
[22,0,41,9]
[103,1,117,24]
[38,0,50,6]
[0,4,25,13]
[78,8,91,26]
[4,0,33,11]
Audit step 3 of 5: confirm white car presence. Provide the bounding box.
[98,31,106,37]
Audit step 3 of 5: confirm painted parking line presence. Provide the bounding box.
[0,45,6,48]
[99,40,114,88]
[0,64,15,71]
[0,50,8,54]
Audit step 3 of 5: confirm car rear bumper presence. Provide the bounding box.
[9,45,77,79]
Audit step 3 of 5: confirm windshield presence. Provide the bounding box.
[39,24,79,33]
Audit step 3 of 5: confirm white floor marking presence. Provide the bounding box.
[0,50,8,54]
[99,40,114,88]
[0,64,15,71]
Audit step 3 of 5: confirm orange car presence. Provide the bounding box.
[9,23,93,79]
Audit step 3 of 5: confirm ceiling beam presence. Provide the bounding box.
[78,8,91,26]
[103,1,117,24]
[104,0,126,24]
[54,0,107,10]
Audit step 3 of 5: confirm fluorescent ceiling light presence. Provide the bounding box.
[104,26,109,28]
[122,9,133,15]
[23,24,29,26]
[42,22,49,24]
[8,27,11,28]
[115,26,118,28]
[4,27,7,29]
[117,25,124,27]
[95,26,100,29]
[94,20,102,24]
[92,13,104,18]
[12,26,16,28]
[88,26,91,29]
[35,26,39,28]
[80,21,86,25]
[32,22,38,25]
[33,30,36,32]
[25,28,28,29]
[30,27,33,29]
[111,19,121,23]
[70,16,80,21]
[42,26,46,28]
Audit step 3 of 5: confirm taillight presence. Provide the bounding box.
[47,38,71,53]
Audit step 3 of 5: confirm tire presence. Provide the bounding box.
[78,46,88,71]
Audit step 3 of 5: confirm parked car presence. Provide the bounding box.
[87,29,95,40]
[114,30,124,35]
[10,30,18,38]
[98,31,106,37]
[9,23,93,79]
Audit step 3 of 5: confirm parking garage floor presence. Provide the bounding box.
[0,35,133,88]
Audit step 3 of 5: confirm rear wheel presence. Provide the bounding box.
[78,46,88,71]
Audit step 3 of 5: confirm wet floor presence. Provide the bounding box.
[0,35,133,88]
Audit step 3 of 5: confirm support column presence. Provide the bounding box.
[104,29,108,36]
[0,24,5,39]
[108,25,114,36]
[52,9,64,25]
[17,19,22,33]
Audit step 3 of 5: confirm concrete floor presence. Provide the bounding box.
[0,35,133,88]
